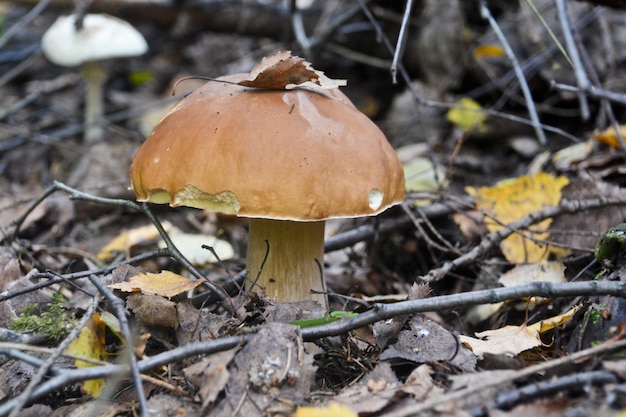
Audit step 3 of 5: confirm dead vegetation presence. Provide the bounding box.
[2,1,626,416]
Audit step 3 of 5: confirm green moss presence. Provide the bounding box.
[590,309,602,325]
[10,293,76,343]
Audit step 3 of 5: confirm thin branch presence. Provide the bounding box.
[7,181,230,303]
[0,0,50,49]
[2,279,624,414]
[0,249,171,303]
[422,196,626,282]
[469,370,617,416]
[299,280,626,339]
[551,81,626,105]
[572,7,626,152]
[87,275,148,417]
[480,0,547,145]
[390,0,414,83]
[383,337,626,417]
[355,0,581,144]
[555,0,591,120]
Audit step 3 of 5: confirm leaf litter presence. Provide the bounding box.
[3,7,626,417]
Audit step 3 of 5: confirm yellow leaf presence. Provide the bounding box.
[466,173,569,263]
[593,124,626,149]
[294,403,357,417]
[65,313,107,397]
[446,97,487,132]
[108,271,203,299]
[473,44,505,59]
[527,304,582,333]
[97,222,173,260]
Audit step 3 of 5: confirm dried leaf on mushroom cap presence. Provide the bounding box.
[237,50,347,91]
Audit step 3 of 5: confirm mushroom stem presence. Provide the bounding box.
[81,60,107,142]
[246,218,326,307]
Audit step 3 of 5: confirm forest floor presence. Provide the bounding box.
[2,1,626,416]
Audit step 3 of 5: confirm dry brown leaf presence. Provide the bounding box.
[184,348,238,410]
[108,271,202,299]
[498,261,566,287]
[460,304,581,357]
[238,50,346,90]
[460,324,543,358]
[127,294,179,330]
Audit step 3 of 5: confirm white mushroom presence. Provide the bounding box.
[42,14,148,142]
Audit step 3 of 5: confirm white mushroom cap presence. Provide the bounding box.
[41,14,148,67]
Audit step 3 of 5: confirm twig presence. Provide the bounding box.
[2,279,624,415]
[6,181,230,303]
[572,8,626,151]
[383,337,626,417]
[551,82,626,105]
[468,370,617,416]
[0,0,50,49]
[324,195,472,253]
[555,0,591,120]
[390,0,414,83]
[290,0,312,53]
[0,336,245,416]
[355,0,581,144]
[87,275,148,417]
[480,0,547,145]
[422,196,626,282]
[299,280,626,340]
[0,249,171,303]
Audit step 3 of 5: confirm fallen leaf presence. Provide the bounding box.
[526,303,581,333]
[158,230,234,265]
[65,313,107,397]
[294,403,357,417]
[184,348,238,410]
[127,294,179,330]
[473,44,506,59]
[108,271,202,299]
[403,157,447,193]
[446,97,487,132]
[97,222,173,260]
[333,362,399,415]
[211,323,316,416]
[498,261,566,287]
[238,50,346,90]
[461,304,581,357]
[402,364,444,400]
[593,123,626,148]
[466,173,569,263]
[460,324,543,357]
[379,315,476,371]
[551,140,593,171]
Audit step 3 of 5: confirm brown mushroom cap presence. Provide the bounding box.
[130,73,404,220]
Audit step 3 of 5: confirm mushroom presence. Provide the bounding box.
[41,14,148,142]
[129,53,404,306]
